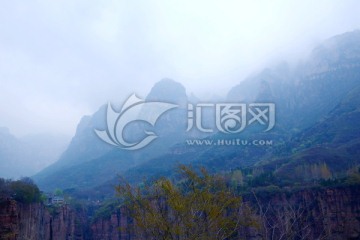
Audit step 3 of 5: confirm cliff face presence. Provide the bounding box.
[91,185,360,240]
[248,185,360,239]
[91,206,133,240]
[0,199,19,239]
[0,199,89,240]
[1,185,360,239]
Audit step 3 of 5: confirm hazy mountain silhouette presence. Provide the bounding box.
[0,128,69,179]
[33,78,190,190]
[117,30,360,184]
[34,30,360,194]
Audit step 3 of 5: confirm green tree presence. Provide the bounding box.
[54,188,63,196]
[10,178,41,203]
[116,165,256,240]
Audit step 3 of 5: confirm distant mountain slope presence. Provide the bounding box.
[256,85,360,181]
[33,78,190,191]
[20,133,69,173]
[118,30,360,184]
[0,128,69,179]
[228,30,360,130]
[33,105,112,184]
[34,30,360,193]
[0,127,26,178]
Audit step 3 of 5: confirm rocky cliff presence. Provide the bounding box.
[247,185,360,239]
[1,186,360,239]
[91,185,360,240]
[0,199,89,240]
[91,206,133,240]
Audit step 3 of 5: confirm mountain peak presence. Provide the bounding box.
[307,30,360,74]
[146,78,187,106]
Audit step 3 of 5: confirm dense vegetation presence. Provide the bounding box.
[116,165,257,239]
[0,177,41,203]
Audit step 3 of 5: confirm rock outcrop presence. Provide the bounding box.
[1,185,360,239]
[0,199,89,240]
[91,185,360,240]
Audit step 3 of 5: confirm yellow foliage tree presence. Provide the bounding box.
[116,165,256,240]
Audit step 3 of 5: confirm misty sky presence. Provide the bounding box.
[0,0,360,137]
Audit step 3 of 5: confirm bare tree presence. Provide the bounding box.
[253,189,339,239]
[252,191,313,240]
